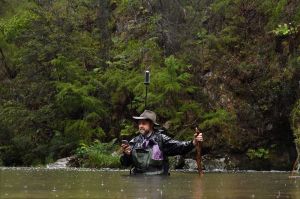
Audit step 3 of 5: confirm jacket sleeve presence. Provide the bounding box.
[161,134,195,156]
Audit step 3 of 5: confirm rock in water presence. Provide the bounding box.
[182,156,228,171]
[46,157,72,169]
[183,159,198,170]
[203,157,226,171]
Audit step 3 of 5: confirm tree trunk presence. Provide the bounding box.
[96,0,112,68]
[0,47,16,79]
[291,100,300,173]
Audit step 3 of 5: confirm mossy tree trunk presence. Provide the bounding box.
[291,100,300,172]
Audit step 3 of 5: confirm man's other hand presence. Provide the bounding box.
[193,128,203,146]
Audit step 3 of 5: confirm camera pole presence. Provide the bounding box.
[144,70,150,109]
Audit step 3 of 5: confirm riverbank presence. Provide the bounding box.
[45,154,296,172]
[0,166,296,173]
[40,139,296,171]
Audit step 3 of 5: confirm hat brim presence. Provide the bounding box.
[133,116,159,126]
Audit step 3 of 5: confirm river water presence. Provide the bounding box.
[0,168,299,199]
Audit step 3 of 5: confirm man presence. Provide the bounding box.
[120,110,203,175]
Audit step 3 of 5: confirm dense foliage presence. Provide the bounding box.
[75,140,121,168]
[0,0,299,169]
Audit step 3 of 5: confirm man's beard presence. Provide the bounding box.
[139,128,148,135]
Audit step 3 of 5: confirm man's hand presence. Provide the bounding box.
[193,128,203,146]
[121,143,132,155]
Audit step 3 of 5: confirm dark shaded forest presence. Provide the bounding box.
[0,0,299,170]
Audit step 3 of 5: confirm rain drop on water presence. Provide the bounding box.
[276,191,281,198]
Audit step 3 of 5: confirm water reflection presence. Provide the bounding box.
[192,176,203,199]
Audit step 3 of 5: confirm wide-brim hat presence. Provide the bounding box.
[133,110,159,126]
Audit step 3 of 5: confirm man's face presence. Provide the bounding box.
[138,119,153,135]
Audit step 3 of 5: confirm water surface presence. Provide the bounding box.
[0,168,299,198]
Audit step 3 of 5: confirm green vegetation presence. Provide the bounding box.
[75,140,121,168]
[272,23,297,36]
[247,148,270,160]
[0,0,299,169]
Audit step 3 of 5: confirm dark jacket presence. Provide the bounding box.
[120,130,195,174]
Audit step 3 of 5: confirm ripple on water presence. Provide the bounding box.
[0,168,299,199]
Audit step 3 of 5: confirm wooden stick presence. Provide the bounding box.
[195,127,203,176]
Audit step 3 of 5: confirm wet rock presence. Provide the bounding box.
[67,156,81,167]
[180,156,231,171]
[203,156,227,171]
[183,159,198,170]
[47,156,75,169]
[169,155,185,169]
[171,155,231,171]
